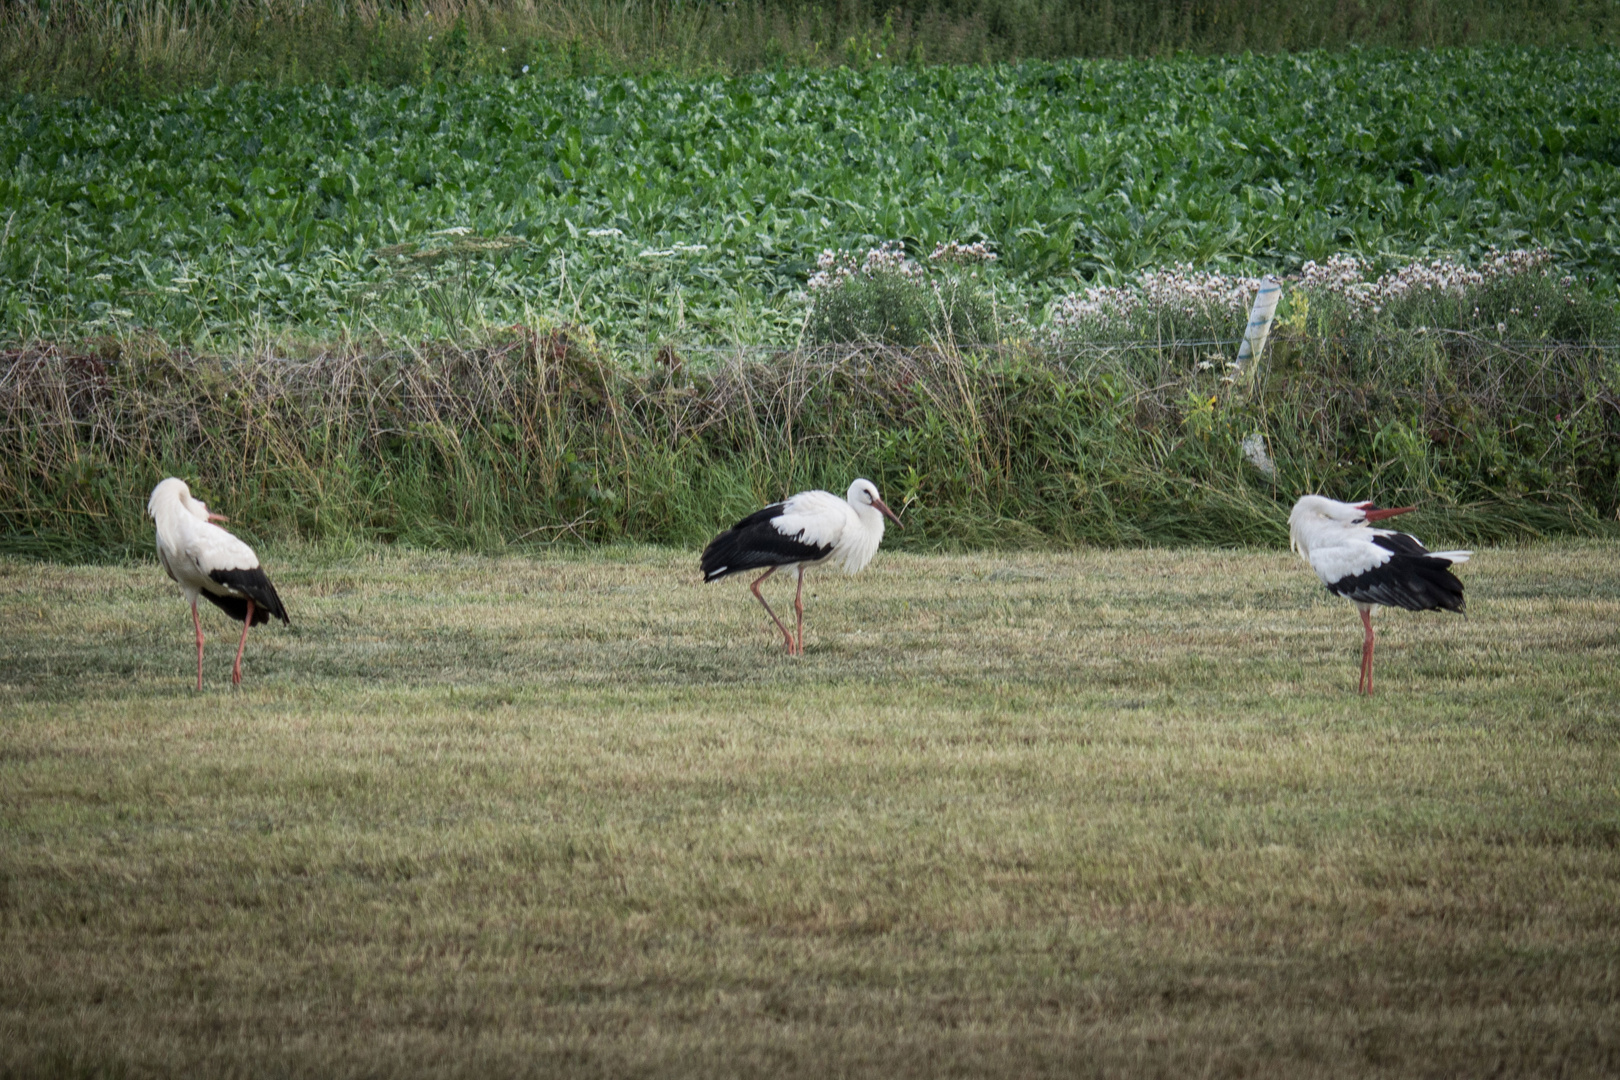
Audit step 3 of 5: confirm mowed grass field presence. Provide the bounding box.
[3,541,1619,1077]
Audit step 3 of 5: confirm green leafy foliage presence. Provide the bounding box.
[807,270,1000,347]
[2,48,1618,349]
[804,243,1004,346]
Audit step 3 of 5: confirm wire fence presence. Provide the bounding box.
[7,330,1615,363]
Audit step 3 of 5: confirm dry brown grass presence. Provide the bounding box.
[2,542,1619,1077]
[8,0,1616,98]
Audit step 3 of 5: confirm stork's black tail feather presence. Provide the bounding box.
[1331,532,1469,613]
[1330,556,1466,613]
[205,567,290,626]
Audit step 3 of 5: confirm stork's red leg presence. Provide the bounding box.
[232,600,255,686]
[1359,607,1376,695]
[793,568,807,656]
[749,568,795,652]
[192,600,205,692]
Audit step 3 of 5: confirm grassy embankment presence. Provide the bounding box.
[6,0,1620,97]
[5,328,1617,561]
[2,542,1618,1076]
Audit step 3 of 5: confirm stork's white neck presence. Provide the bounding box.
[1289,494,1377,561]
[150,486,189,527]
[838,496,886,574]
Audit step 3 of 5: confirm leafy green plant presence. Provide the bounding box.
[805,242,1002,346]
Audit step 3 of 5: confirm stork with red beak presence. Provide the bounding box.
[148,478,290,689]
[1288,495,1471,694]
[701,479,902,655]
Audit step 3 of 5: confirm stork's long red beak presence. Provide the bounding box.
[207,512,230,523]
[1362,505,1415,521]
[873,498,902,527]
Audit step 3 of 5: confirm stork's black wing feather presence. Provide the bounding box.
[205,567,290,626]
[701,502,834,581]
[1328,534,1465,613]
[1371,532,1432,558]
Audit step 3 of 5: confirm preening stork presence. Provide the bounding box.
[148,478,290,689]
[701,479,901,655]
[1289,495,1470,694]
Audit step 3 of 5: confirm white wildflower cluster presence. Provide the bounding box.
[1298,247,1555,314]
[1048,248,1563,338]
[1296,253,1364,292]
[806,251,856,292]
[1047,285,1139,327]
[928,240,997,264]
[1480,247,1554,277]
[807,241,925,292]
[1047,265,1263,336]
[1138,266,1266,316]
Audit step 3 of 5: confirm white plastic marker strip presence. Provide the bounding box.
[1235,276,1282,370]
[1241,431,1276,477]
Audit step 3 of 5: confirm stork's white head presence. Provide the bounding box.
[148,477,228,524]
[1288,494,1413,558]
[846,478,902,529]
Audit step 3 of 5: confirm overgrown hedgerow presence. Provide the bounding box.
[3,318,1614,562]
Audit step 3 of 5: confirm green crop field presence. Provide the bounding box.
[4,47,1619,348]
[3,544,1618,1076]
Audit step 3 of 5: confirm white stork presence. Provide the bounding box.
[701,479,901,655]
[1288,495,1470,694]
[148,478,290,689]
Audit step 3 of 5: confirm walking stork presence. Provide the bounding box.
[1289,495,1470,694]
[701,479,901,655]
[148,478,289,689]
